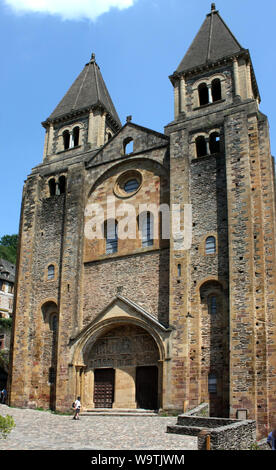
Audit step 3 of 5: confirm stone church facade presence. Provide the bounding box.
[8,5,276,438]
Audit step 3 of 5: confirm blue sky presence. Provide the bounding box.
[0,0,276,239]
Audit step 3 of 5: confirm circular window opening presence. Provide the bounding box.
[114,170,142,198]
[124,179,140,193]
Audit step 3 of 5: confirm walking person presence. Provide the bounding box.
[1,388,7,404]
[267,429,276,450]
[73,396,81,420]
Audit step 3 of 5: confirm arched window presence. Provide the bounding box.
[139,212,154,247]
[107,132,112,141]
[205,236,216,254]
[49,178,56,196]
[209,132,220,154]
[72,127,80,147]
[51,314,58,333]
[208,373,217,393]
[208,295,217,315]
[198,83,209,106]
[58,176,66,194]
[196,136,207,158]
[63,130,70,150]
[47,264,55,280]
[105,220,118,254]
[211,79,222,102]
[124,137,134,155]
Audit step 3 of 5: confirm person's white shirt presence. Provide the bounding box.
[74,399,81,409]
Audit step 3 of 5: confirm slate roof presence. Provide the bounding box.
[0,258,15,283]
[176,6,243,73]
[46,54,121,127]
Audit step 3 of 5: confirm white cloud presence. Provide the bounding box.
[3,0,136,21]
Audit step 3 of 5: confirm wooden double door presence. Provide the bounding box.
[94,368,115,408]
[93,366,158,410]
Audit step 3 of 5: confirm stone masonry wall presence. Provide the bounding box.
[83,249,169,327]
[10,124,171,412]
[189,149,229,416]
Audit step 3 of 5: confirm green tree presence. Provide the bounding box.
[0,234,18,265]
[0,415,15,439]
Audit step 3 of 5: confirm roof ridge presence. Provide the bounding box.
[93,60,100,104]
[207,9,214,62]
[45,54,121,127]
[175,8,244,74]
[72,63,89,111]
[215,10,243,50]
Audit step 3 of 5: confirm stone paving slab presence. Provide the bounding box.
[0,405,197,450]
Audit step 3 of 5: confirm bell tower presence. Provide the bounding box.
[170,2,260,122]
[165,4,276,437]
[42,53,121,162]
[8,53,121,412]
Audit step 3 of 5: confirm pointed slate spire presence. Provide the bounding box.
[176,4,244,73]
[46,53,121,128]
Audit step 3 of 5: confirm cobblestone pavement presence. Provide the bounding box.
[0,405,197,450]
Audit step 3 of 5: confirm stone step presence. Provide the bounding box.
[82,408,158,417]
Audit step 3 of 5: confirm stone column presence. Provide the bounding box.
[208,85,213,104]
[88,109,95,146]
[43,128,49,161]
[174,80,180,120]
[75,366,82,398]
[233,58,240,98]
[43,123,54,160]
[97,112,106,148]
[180,76,186,114]
[88,109,105,149]
[69,131,74,149]
[246,62,253,99]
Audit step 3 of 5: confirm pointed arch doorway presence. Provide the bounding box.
[82,324,161,410]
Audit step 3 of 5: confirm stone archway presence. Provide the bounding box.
[81,324,161,410]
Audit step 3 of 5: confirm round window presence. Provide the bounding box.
[124,179,140,193]
[114,171,142,198]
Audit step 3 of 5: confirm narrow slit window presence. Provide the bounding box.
[49,367,56,384]
[208,374,217,393]
[51,314,58,334]
[205,236,216,254]
[209,295,217,315]
[47,264,55,280]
